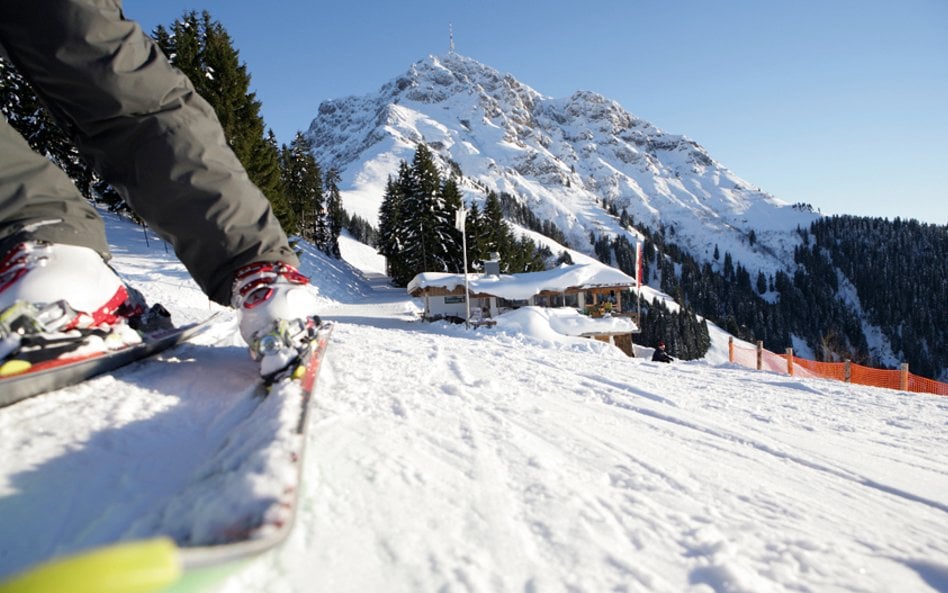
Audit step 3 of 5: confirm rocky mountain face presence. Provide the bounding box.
[306,52,818,277]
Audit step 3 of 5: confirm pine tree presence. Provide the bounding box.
[279,132,323,242]
[345,214,377,246]
[261,130,295,231]
[154,11,294,232]
[464,202,488,268]
[323,168,344,258]
[504,236,547,273]
[439,175,465,272]
[481,190,509,259]
[723,251,734,279]
[399,144,461,276]
[377,165,410,284]
[376,145,551,283]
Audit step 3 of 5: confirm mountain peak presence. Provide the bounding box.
[385,53,542,111]
[306,53,819,277]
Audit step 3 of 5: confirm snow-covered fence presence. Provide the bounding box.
[728,337,947,396]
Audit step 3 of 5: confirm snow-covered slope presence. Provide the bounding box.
[306,53,820,278]
[1,212,946,592]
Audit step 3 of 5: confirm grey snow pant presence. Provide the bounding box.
[0,0,297,305]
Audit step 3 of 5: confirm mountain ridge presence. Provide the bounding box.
[305,52,819,280]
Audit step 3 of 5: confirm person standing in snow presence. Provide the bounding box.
[0,0,318,375]
[652,341,673,363]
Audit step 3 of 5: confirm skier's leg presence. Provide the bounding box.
[0,117,109,259]
[0,0,296,305]
[0,117,132,329]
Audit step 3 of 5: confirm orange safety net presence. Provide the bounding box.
[730,344,758,369]
[779,354,819,378]
[730,344,791,373]
[729,341,947,396]
[908,374,948,396]
[760,349,788,374]
[850,363,901,391]
[792,356,847,381]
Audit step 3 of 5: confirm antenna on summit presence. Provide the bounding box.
[449,23,455,54]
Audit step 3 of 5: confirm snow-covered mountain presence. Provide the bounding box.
[303,53,948,375]
[306,52,820,276]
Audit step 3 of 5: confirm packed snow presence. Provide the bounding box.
[1,212,946,593]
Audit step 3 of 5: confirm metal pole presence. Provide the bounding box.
[637,284,641,326]
[462,221,471,329]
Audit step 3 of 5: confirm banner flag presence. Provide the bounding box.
[635,240,643,289]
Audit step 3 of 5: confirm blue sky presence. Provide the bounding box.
[125,0,947,224]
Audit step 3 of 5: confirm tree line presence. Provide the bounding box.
[377,143,548,287]
[808,216,946,380]
[594,219,870,368]
[589,206,945,380]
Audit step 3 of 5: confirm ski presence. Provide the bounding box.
[0,313,220,408]
[169,321,335,589]
[0,321,334,593]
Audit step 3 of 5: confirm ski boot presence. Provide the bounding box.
[232,261,321,379]
[0,241,159,370]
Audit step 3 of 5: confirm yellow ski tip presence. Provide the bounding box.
[0,537,181,593]
[0,359,31,377]
[291,364,306,380]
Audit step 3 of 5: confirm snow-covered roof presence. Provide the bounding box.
[408,263,635,300]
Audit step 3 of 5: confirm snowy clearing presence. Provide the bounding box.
[1,213,946,593]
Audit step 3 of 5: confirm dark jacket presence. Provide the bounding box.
[652,347,673,363]
[0,0,295,305]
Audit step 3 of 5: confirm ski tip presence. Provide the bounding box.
[291,364,306,380]
[0,537,181,593]
[0,359,32,377]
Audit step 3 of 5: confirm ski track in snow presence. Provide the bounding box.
[228,306,948,593]
[1,213,947,593]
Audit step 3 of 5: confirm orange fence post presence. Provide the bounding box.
[720,338,948,395]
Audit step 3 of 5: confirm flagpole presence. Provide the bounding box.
[463,230,471,329]
[456,207,471,329]
[635,240,643,329]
